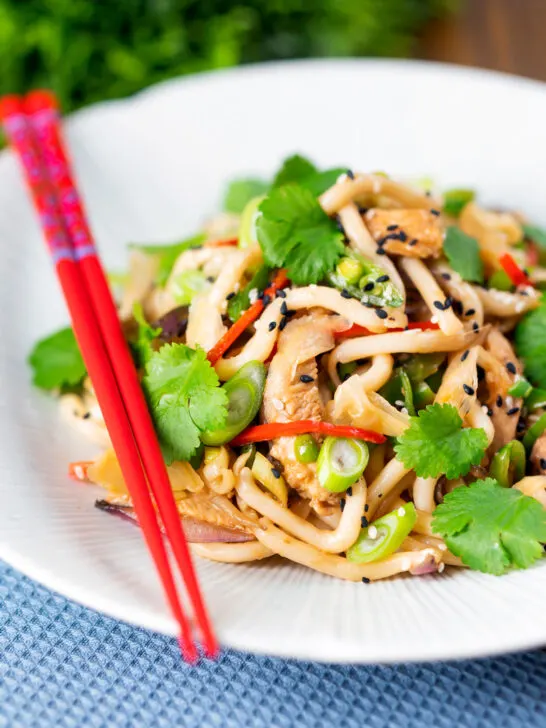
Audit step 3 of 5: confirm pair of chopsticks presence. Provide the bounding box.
[0,91,217,662]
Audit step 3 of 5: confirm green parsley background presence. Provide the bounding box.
[1,0,456,120]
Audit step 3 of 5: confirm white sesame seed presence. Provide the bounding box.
[395,400,405,408]
[430,315,439,324]
[401,407,409,416]
[336,172,349,184]
[505,395,514,409]
[438,562,445,573]
[248,288,258,304]
[438,543,447,551]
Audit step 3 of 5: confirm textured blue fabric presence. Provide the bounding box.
[1,562,546,728]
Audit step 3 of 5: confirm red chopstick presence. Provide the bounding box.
[0,93,216,660]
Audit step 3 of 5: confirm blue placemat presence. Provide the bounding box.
[1,562,545,728]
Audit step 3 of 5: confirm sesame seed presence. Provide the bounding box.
[340,289,352,299]
[387,224,398,231]
[377,236,387,247]
[364,504,369,512]
[409,238,418,246]
[430,316,439,323]
[285,309,296,317]
[433,300,444,310]
[279,317,288,331]
[461,350,470,362]
[262,294,271,306]
[496,395,503,408]
[453,300,463,316]
[376,248,386,255]
[340,499,345,512]
[362,577,370,584]
[271,468,281,479]
[363,282,375,291]
[472,322,479,332]
[398,230,408,242]
[376,274,390,283]
[280,301,288,315]
[540,459,546,470]
[426,190,432,197]
[430,208,440,216]
[299,374,314,383]
[375,309,388,319]
[268,321,276,331]
[438,562,446,574]
[346,169,355,180]
[506,362,517,375]
[378,493,383,498]
[226,292,235,300]
[364,302,375,308]
[206,276,215,283]
[347,487,353,497]
[336,218,345,234]
[358,205,368,215]
[361,516,369,528]
[463,384,475,396]
[441,273,451,281]
[517,418,526,432]
[465,308,476,317]
[275,289,286,298]
[507,407,520,416]
[444,296,453,309]
[487,408,494,418]
[82,412,91,420]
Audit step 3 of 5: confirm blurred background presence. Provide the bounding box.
[0,0,542,115]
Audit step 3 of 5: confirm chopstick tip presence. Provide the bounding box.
[0,95,23,122]
[24,89,58,115]
[178,635,199,664]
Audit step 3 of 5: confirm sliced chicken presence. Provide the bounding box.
[365,208,444,259]
[262,311,345,514]
[483,329,523,450]
[531,433,546,475]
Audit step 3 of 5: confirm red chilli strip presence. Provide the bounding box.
[498,253,530,287]
[68,461,92,481]
[207,269,289,365]
[230,421,386,447]
[334,320,440,339]
[209,237,239,247]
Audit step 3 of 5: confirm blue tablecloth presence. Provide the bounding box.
[1,562,545,728]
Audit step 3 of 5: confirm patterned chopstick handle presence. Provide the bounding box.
[0,98,74,264]
[25,93,97,262]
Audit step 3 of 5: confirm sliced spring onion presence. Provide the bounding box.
[346,503,417,564]
[336,256,364,284]
[201,361,266,446]
[489,440,526,487]
[526,388,546,411]
[294,434,320,463]
[316,437,369,493]
[171,269,209,305]
[326,249,403,308]
[238,195,265,249]
[399,369,415,417]
[251,452,288,506]
[508,377,533,399]
[523,412,546,451]
[488,269,514,292]
[404,353,445,383]
[443,188,475,217]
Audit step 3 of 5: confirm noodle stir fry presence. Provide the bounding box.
[30,156,546,581]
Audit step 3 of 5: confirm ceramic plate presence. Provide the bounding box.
[1,59,546,663]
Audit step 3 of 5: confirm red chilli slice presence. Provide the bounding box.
[334,320,440,339]
[230,421,386,446]
[498,252,530,287]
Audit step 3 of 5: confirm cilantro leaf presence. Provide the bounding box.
[130,233,205,287]
[523,223,546,250]
[224,179,269,214]
[256,184,345,285]
[394,403,488,479]
[443,226,484,283]
[227,264,272,322]
[131,302,161,368]
[143,343,228,463]
[272,154,346,196]
[432,478,546,574]
[442,188,475,217]
[515,301,546,388]
[28,327,86,391]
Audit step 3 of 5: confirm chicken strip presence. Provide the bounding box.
[365,208,444,258]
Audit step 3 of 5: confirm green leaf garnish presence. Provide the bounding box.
[256,184,345,285]
[227,264,272,322]
[442,188,475,217]
[432,478,546,575]
[131,302,161,368]
[515,301,546,388]
[443,226,484,283]
[28,327,86,391]
[394,403,488,479]
[272,154,346,196]
[522,223,546,250]
[143,343,228,463]
[224,179,269,214]
[130,233,206,287]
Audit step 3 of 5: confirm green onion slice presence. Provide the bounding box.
[346,503,417,564]
[523,412,546,451]
[317,436,369,492]
[294,434,320,463]
[489,440,526,487]
[238,195,265,249]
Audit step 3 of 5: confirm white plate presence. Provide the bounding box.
[2,59,546,664]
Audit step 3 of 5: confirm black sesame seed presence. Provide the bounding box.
[496,395,503,408]
[444,296,453,309]
[472,322,479,332]
[336,218,345,234]
[364,504,369,513]
[340,289,352,299]
[362,577,370,584]
[377,236,388,247]
[206,276,215,283]
[364,301,375,308]
[361,516,369,528]
[226,292,235,300]
[346,169,355,180]
[280,301,288,315]
[387,224,399,231]
[82,412,91,420]
[452,300,463,316]
[409,238,418,246]
[279,317,288,331]
[340,499,346,512]
[347,487,353,497]
[506,362,517,375]
[363,282,375,292]
[540,459,546,470]
[425,190,432,197]
[375,309,388,319]
[398,230,408,243]
[463,384,475,396]
[441,273,452,281]
[517,418,526,432]
[271,468,281,479]
[465,308,476,317]
[357,205,368,215]
[262,295,271,306]
[378,493,383,498]
[275,289,286,299]
[376,248,386,255]
[507,407,520,416]
[430,208,440,216]
[477,366,485,382]
[257,291,265,300]
[268,321,276,331]
[376,274,390,283]
[433,300,444,310]
[461,350,470,362]
[285,309,296,318]
[487,408,494,418]
[300,374,314,383]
